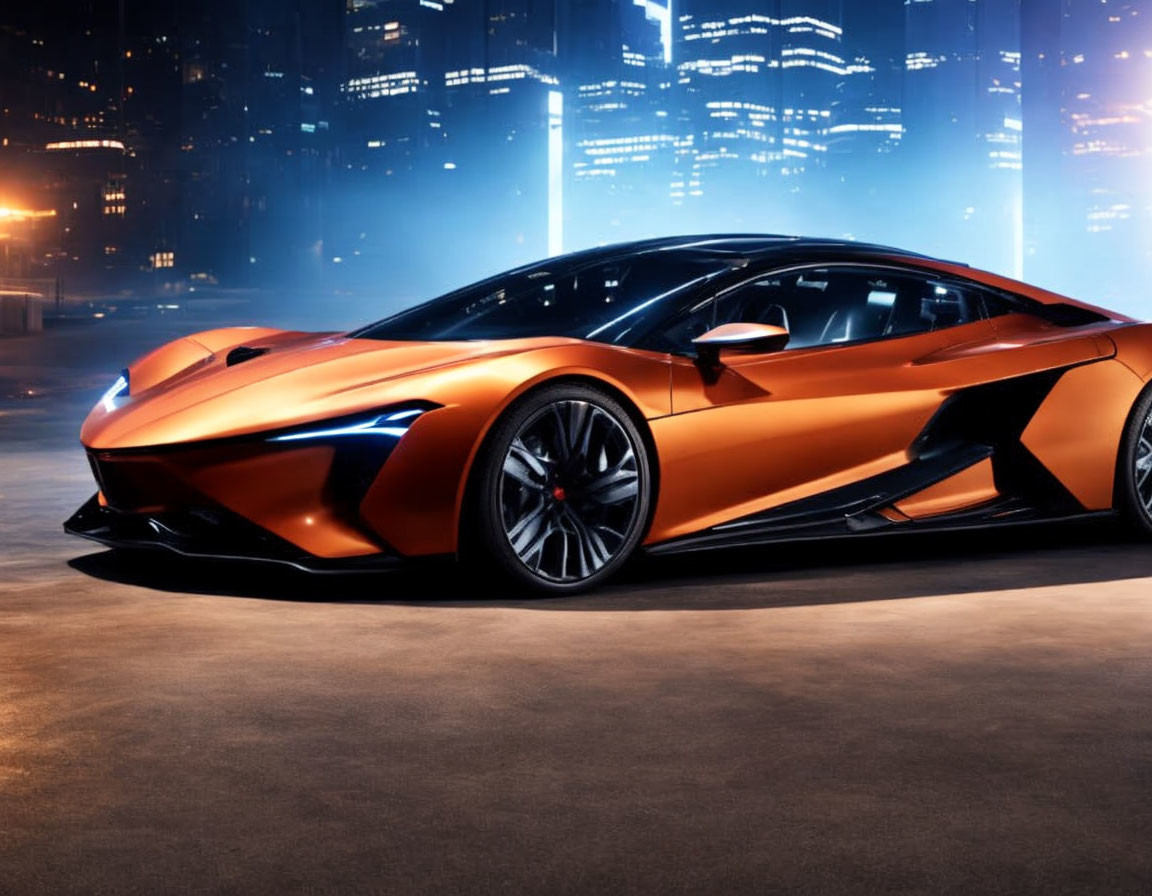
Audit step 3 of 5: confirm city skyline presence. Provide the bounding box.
[1,1,1150,317]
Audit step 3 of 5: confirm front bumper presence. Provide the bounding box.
[64,493,404,574]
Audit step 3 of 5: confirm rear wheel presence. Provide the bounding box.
[469,384,652,594]
[1118,385,1152,536]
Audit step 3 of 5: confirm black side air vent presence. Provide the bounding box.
[1040,303,1111,327]
[225,346,270,367]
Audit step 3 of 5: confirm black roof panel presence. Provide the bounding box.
[563,234,961,266]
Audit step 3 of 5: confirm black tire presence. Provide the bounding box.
[1117,384,1152,537]
[467,383,653,595]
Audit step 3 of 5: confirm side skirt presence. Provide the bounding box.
[645,505,1118,557]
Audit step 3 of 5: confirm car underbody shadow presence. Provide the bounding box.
[66,517,1152,611]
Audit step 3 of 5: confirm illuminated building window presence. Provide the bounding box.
[103,179,127,217]
[45,139,125,151]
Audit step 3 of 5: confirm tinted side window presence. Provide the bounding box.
[355,256,728,344]
[649,266,989,354]
[977,289,1019,319]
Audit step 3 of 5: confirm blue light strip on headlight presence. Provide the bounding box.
[270,408,427,443]
[101,371,129,412]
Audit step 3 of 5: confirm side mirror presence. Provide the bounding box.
[692,322,791,366]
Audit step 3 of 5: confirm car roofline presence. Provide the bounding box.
[578,234,970,267]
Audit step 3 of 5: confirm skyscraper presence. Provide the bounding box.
[178,0,337,287]
[1023,0,1152,309]
[562,0,674,249]
[671,1,847,234]
[340,0,449,179]
[329,0,452,291]
[825,1,905,242]
[902,0,1022,275]
[439,0,562,273]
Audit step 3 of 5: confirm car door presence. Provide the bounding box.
[645,262,1112,544]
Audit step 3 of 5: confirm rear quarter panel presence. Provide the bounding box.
[1022,322,1152,509]
[1107,322,1152,382]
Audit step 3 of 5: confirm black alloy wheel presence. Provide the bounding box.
[470,383,652,594]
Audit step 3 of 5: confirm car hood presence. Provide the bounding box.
[82,331,579,450]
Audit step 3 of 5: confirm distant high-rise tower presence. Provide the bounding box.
[902,0,1022,276]
[438,0,562,272]
[562,0,673,249]
[340,0,449,179]
[672,0,847,234]
[329,0,453,290]
[177,0,337,286]
[1023,0,1152,310]
[827,0,905,242]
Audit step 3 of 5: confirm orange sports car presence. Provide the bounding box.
[67,235,1152,593]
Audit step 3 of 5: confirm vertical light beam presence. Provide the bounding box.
[548,90,564,257]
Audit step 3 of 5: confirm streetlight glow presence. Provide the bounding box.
[0,207,57,221]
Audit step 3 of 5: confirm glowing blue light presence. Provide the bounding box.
[101,374,129,412]
[270,409,426,442]
[548,90,564,257]
[381,409,424,422]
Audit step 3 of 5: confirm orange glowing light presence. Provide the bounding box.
[0,207,57,222]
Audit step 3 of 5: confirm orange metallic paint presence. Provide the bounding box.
[75,255,1152,564]
[894,458,999,519]
[877,506,912,523]
[126,327,302,393]
[178,444,382,558]
[1020,359,1144,510]
[649,317,1113,542]
[92,441,380,557]
[1106,323,1152,381]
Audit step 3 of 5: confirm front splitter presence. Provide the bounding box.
[64,493,407,575]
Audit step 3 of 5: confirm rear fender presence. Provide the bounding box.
[1106,323,1152,382]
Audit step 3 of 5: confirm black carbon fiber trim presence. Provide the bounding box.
[64,494,405,574]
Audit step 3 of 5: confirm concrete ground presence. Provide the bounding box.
[3,317,1152,894]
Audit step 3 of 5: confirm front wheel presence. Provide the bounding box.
[1117,384,1152,537]
[469,384,653,594]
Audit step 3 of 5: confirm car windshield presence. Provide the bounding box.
[352,252,732,346]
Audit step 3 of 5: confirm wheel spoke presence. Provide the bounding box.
[563,505,612,574]
[506,440,549,486]
[504,442,543,486]
[558,525,572,580]
[507,501,547,552]
[549,405,571,462]
[568,402,593,458]
[521,527,553,572]
[583,449,638,505]
[594,524,625,543]
[584,470,639,505]
[563,509,594,578]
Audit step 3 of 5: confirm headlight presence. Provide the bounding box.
[269,407,430,443]
[101,370,130,412]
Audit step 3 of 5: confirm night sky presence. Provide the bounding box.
[1,1,1149,316]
